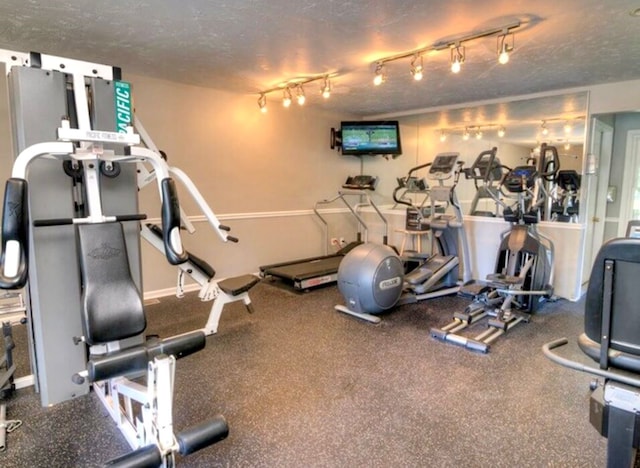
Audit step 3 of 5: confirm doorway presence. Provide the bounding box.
[618,129,640,236]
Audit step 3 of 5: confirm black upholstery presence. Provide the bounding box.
[78,223,146,346]
[218,274,260,296]
[579,238,640,371]
[147,223,215,279]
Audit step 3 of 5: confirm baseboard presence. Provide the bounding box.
[143,283,201,301]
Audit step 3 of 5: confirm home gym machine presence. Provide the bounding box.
[135,124,259,336]
[543,228,640,468]
[335,153,472,324]
[0,49,227,466]
[431,144,556,352]
[260,175,390,291]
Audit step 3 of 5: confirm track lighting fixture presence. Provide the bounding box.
[282,87,292,108]
[321,76,331,99]
[257,93,267,113]
[450,44,465,74]
[410,55,424,81]
[257,73,337,112]
[369,20,521,86]
[497,31,514,65]
[296,85,306,105]
[373,62,386,86]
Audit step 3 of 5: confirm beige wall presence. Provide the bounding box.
[2,63,640,296]
[125,73,362,292]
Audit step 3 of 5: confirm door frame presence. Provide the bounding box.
[618,129,640,236]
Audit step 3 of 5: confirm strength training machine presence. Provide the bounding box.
[0,49,228,466]
[431,145,556,352]
[135,127,259,336]
[543,224,640,467]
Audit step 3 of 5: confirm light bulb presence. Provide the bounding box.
[373,63,385,86]
[498,49,510,65]
[497,32,514,65]
[564,142,571,150]
[450,45,464,74]
[321,77,331,99]
[475,130,483,140]
[282,88,292,108]
[296,86,305,105]
[498,126,506,137]
[440,131,447,142]
[541,121,549,136]
[451,59,461,74]
[411,55,424,81]
[564,122,572,134]
[257,94,267,113]
[462,128,470,140]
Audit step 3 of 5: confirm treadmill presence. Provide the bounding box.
[260,175,389,290]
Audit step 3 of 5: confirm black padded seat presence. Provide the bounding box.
[579,238,640,372]
[218,274,260,296]
[78,223,146,345]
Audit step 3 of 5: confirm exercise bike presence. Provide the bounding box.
[431,144,557,352]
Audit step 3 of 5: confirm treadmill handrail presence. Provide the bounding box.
[314,191,370,254]
[340,189,389,245]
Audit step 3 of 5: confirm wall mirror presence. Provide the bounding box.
[364,91,589,223]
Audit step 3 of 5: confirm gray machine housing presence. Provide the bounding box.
[337,243,404,314]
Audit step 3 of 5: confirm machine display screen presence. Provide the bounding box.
[429,153,459,173]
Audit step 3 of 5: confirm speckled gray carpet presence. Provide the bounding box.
[0,282,610,467]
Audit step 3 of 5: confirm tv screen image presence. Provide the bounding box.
[340,121,402,156]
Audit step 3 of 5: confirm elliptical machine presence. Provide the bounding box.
[464,147,510,218]
[335,153,470,323]
[431,144,557,352]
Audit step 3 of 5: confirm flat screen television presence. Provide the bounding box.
[339,120,402,156]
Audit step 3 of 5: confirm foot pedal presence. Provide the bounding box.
[177,415,229,456]
[430,328,448,340]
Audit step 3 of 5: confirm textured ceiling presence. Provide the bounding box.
[0,0,639,119]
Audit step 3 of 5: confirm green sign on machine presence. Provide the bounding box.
[114,81,132,133]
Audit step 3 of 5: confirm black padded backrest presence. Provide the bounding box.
[584,238,640,357]
[77,223,146,345]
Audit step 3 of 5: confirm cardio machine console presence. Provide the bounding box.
[428,153,459,180]
[342,175,378,190]
[503,165,538,193]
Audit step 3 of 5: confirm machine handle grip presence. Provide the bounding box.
[104,444,162,467]
[33,214,147,227]
[160,178,187,265]
[0,178,29,290]
[226,236,239,243]
[218,224,231,232]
